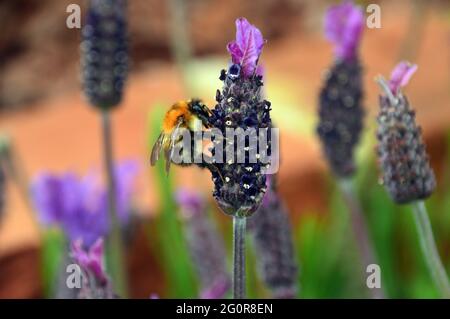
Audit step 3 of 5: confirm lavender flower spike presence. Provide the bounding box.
[317,2,365,177]
[176,189,231,299]
[209,18,271,217]
[376,62,435,203]
[71,238,117,298]
[249,176,298,298]
[325,1,364,62]
[82,0,129,109]
[227,17,265,78]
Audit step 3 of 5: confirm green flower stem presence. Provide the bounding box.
[233,216,247,299]
[412,201,450,298]
[338,178,384,299]
[101,111,128,298]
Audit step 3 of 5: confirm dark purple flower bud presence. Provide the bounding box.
[248,176,298,298]
[227,18,265,78]
[209,18,271,217]
[82,0,128,109]
[324,1,364,62]
[376,62,435,204]
[31,160,139,247]
[70,238,117,298]
[176,189,231,299]
[317,59,364,177]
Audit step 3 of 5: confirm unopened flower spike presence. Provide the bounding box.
[317,1,365,177]
[249,175,298,299]
[176,189,231,299]
[376,62,450,297]
[376,61,435,204]
[82,0,129,109]
[209,17,271,217]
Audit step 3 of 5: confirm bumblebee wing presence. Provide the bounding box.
[150,132,165,166]
[164,118,184,174]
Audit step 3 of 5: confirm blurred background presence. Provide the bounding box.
[0,0,449,298]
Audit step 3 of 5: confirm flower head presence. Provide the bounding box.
[82,0,129,109]
[325,1,364,62]
[208,18,272,217]
[31,160,139,246]
[227,18,266,78]
[317,58,364,177]
[376,62,435,203]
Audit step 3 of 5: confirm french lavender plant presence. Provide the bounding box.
[248,176,298,298]
[31,160,138,298]
[376,62,450,297]
[318,1,364,177]
[70,238,117,299]
[206,18,272,299]
[176,189,231,299]
[317,2,383,298]
[81,0,129,296]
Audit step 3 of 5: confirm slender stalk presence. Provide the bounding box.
[1,144,40,230]
[412,201,450,298]
[233,216,246,299]
[100,111,127,297]
[168,0,193,93]
[338,178,384,299]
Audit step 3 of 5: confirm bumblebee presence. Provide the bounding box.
[150,99,213,174]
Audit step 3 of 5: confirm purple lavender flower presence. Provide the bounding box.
[376,62,435,203]
[176,189,231,299]
[324,1,364,62]
[31,160,139,247]
[209,18,271,217]
[70,238,117,298]
[317,1,365,177]
[227,18,265,78]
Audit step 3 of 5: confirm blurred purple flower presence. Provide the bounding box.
[388,61,418,96]
[324,1,364,62]
[227,17,265,78]
[31,160,140,247]
[71,238,108,285]
[175,189,206,219]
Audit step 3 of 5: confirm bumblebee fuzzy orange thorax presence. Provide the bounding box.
[162,101,192,134]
